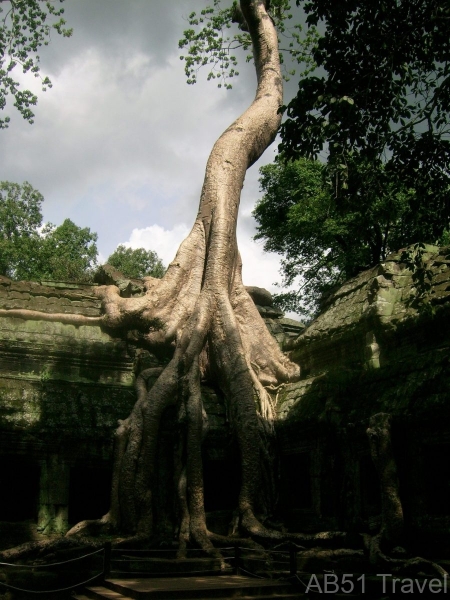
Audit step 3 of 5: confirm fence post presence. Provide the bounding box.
[233,543,241,575]
[103,542,112,581]
[289,542,297,577]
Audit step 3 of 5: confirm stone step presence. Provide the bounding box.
[75,576,423,600]
[74,585,134,600]
[105,575,294,599]
[110,556,226,577]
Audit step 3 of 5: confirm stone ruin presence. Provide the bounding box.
[1,246,450,557]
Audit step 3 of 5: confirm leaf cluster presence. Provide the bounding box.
[0,0,72,128]
[36,218,99,282]
[106,245,165,280]
[399,242,436,315]
[179,1,244,89]
[179,0,318,88]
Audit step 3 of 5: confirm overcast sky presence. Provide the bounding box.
[0,0,303,312]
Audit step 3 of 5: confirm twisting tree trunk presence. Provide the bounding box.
[2,3,450,576]
[61,0,299,550]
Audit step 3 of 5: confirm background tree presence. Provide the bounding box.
[254,157,424,317]
[0,180,43,277]
[0,181,98,282]
[31,218,98,283]
[107,245,165,279]
[0,0,72,128]
[273,0,450,313]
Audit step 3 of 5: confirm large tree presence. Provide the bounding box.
[4,0,301,554]
[253,157,428,317]
[0,3,448,577]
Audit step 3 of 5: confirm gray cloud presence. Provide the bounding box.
[0,0,302,313]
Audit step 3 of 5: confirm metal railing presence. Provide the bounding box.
[0,541,302,594]
[106,542,300,580]
[0,546,105,595]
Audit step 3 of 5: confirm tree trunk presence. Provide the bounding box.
[366,413,404,549]
[64,0,300,548]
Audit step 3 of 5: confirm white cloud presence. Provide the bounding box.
[120,223,190,267]
[238,234,282,294]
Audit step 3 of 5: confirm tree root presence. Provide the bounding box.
[0,536,100,563]
[362,533,448,577]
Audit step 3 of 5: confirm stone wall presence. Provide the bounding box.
[1,247,450,550]
[275,246,450,552]
[0,274,301,536]
[0,276,139,533]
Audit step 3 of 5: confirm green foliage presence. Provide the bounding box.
[0,0,72,128]
[107,245,165,280]
[33,219,98,282]
[249,0,449,316]
[0,180,43,277]
[439,229,450,246]
[0,181,98,282]
[280,0,450,241]
[400,243,436,316]
[179,0,318,88]
[253,157,431,317]
[254,158,339,317]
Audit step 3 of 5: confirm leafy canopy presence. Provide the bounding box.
[254,157,425,317]
[107,245,165,280]
[36,219,99,283]
[179,0,319,89]
[265,0,449,315]
[0,181,97,282]
[0,180,42,277]
[0,0,72,128]
[280,0,450,243]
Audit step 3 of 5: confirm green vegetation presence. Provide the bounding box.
[0,0,72,128]
[0,181,165,283]
[253,158,440,317]
[33,218,99,283]
[179,0,318,89]
[0,181,98,282]
[106,245,165,279]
